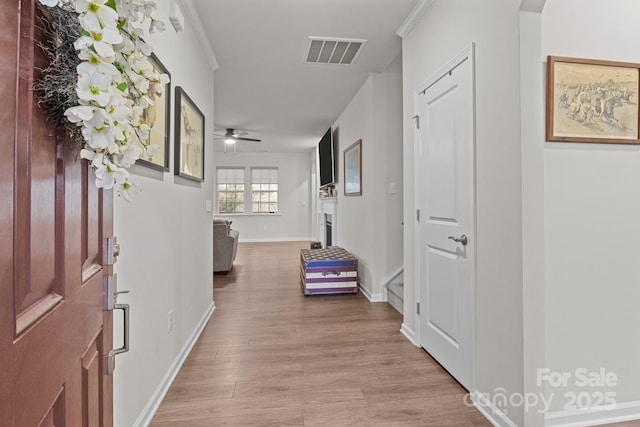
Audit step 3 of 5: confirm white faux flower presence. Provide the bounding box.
[80,148,105,168]
[65,105,95,123]
[149,18,165,34]
[81,110,115,150]
[120,181,141,202]
[74,26,123,59]
[75,0,119,33]
[135,39,153,56]
[158,73,170,85]
[143,143,159,160]
[115,143,143,168]
[41,0,169,201]
[95,161,129,190]
[77,67,113,107]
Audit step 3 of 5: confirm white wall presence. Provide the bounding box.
[112,2,216,426]
[542,0,640,414]
[401,1,524,424]
[213,151,313,241]
[519,2,547,426]
[332,54,404,300]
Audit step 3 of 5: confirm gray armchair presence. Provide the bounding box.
[213,219,239,273]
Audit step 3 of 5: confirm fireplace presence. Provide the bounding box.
[319,198,337,248]
[325,214,333,247]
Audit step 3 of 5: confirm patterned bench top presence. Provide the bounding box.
[300,247,357,264]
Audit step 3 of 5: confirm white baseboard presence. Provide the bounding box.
[238,237,314,243]
[358,284,384,302]
[133,302,216,427]
[545,400,640,427]
[400,323,418,346]
[472,391,518,427]
[371,293,384,302]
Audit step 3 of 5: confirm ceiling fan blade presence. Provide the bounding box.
[232,131,248,137]
[235,137,261,142]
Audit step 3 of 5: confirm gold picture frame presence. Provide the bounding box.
[546,56,640,144]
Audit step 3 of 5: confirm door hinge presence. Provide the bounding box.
[417,302,420,315]
[416,209,420,223]
[106,352,115,375]
[412,115,420,130]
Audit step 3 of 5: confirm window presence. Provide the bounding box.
[251,168,278,214]
[216,168,245,213]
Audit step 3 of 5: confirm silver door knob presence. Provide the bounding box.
[448,234,468,246]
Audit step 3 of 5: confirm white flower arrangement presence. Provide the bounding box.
[37,0,169,201]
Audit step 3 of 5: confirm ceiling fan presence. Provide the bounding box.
[214,128,262,145]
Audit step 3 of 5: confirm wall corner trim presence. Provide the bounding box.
[132,302,216,427]
[178,0,219,71]
[358,284,384,302]
[396,0,435,38]
[400,323,418,346]
[472,391,519,427]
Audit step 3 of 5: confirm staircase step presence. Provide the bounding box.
[386,282,404,314]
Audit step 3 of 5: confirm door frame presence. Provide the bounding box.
[413,42,477,393]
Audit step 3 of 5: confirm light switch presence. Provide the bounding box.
[205,200,213,212]
[389,183,398,194]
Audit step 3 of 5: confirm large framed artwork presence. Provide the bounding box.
[137,53,171,171]
[344,139,362,196]
[546,56,640,144]
[174,87,205,182]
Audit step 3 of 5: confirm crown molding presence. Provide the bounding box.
[396,0,435,38]
[178,0,219,71]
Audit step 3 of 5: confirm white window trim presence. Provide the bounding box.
[215,166,280,215]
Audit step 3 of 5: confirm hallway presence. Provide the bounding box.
[150,241,490,426]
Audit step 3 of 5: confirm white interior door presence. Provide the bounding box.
[416,45,475,391]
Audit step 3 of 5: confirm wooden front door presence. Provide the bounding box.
[0,0,115,425]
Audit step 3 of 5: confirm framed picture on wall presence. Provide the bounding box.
[174,86,205,182]
[344,139,362,196]
[546,56,640,144]
[136,53,171,171]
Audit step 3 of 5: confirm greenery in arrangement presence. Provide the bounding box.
[36,0,169,201]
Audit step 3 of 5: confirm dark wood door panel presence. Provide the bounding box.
[0,0,18,419]
[83,170,103,282]
[36,389,65,427]
[14,0,60,330]
[1,0,114,425]
[14,273,104,426]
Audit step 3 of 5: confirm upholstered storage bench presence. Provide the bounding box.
[300,247,358,295]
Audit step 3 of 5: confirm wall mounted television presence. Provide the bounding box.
[318,127,334,187]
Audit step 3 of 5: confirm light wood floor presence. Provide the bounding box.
[150,241,639,426]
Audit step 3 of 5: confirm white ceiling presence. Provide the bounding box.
[191,0,417,153]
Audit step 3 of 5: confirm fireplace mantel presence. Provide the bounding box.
[319,197,337,248]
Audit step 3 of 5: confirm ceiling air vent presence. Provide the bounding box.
[305,37,367,65]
